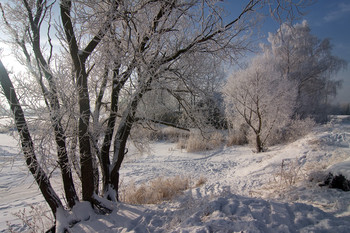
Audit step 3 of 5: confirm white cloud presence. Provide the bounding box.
[324,2,350,22]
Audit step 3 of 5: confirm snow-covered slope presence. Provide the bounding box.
[1,116,349,232]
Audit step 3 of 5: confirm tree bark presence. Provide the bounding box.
[109,75,153,200]
[110,109,137,201]
[19,0,79,208]
[256,134,263,153]
[61,0,94,201]
[0,60,63,217]
[100,87,118,197]
[76,68,95,201]
[100,63,133,197]
[61,0,120,201]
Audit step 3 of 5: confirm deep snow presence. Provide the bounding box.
[1,116,350,232]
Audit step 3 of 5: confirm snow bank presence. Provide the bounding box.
[170,194,350,233]
[69,192,350,233]
[1,116,350,232]
[328,159,350,180]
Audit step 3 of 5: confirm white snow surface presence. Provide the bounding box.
[1,116,350,232]
[328,159,350,180]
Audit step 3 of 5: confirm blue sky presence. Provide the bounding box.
[224,1,350,105]
[297,1,350,104]
[1,1,349,104]
[301,1,350,104]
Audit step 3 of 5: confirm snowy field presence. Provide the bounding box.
[1,116,350,232]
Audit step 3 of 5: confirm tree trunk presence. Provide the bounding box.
[109,75,152,200]
[110,115,133,201]
[77,69,95,201]
[53,121,79,207]
[100,65,131,197]
[0,61,63,217]
[60,0,118,201]
[256,134,263,153]
[99,69,119,196]
[19,0,79,207]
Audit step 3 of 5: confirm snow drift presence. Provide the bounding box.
[1,116,350,232]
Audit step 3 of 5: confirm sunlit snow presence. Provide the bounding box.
[1,116,349,232]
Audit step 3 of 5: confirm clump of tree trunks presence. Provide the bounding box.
[0,0,315,231]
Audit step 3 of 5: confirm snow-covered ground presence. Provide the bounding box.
[1,116,350,232]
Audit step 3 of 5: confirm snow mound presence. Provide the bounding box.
[1,115,350,232]
[70,193,350,233]
[328,159,350,180]
[171,194,350,233]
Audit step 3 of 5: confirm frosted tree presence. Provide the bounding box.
[135,53,226,130]
[0,59,64,218]
[0,0,79,209]
[264,20,347,121]
[223,54,297,152]
[0,0,311,230]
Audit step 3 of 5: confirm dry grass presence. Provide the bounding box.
[250,158,305,199]
[131,124,188,141]
[131,123,227,153]
[176,138,187,150]
[121,176,206,205]
[195,176,207,187]
[275,158,303,187]
[7,204,54,233]
[185,131,225,152]
[226,133,247,146]
[130,125,190,154]
[144,126,189,143]
[121,176,189,204]
[158,127,189,142]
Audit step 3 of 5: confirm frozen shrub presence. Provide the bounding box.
[264,117,315,146]
[226,133,247,146]
[225,120,248,147]
[285,117,316,142]
[226,125,249,147]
